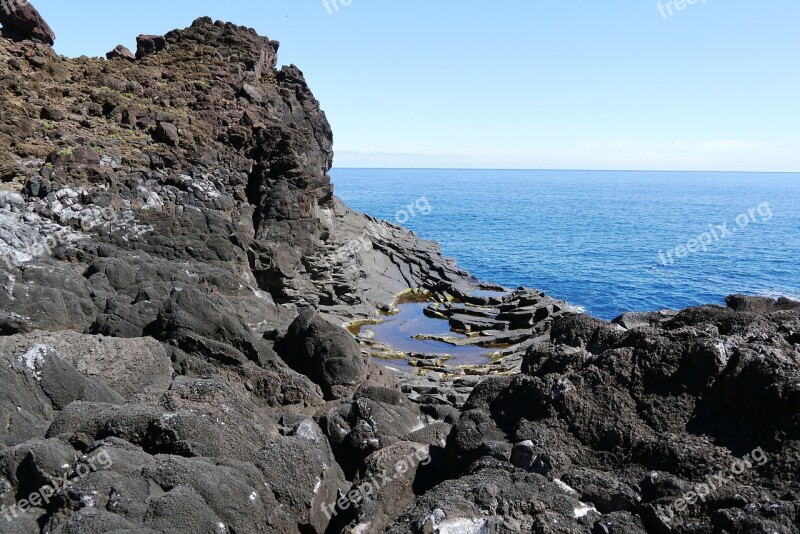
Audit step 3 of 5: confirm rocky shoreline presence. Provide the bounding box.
[0,5,799,533]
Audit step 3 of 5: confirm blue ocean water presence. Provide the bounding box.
[330,169,800,320]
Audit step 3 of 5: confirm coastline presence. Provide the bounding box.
[0,10,799,533]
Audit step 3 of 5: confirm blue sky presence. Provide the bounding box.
[34,1,799,172]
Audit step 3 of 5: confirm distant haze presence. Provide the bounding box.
[37,0,800,172]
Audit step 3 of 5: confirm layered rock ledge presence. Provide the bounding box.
[0,10,799,534]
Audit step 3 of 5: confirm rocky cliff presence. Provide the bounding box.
[0,7,798,534]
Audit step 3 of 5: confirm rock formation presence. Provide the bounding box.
[0,0,54,45]
[0,6,798,533]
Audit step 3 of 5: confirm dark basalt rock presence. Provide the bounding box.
[316,385,423,478]
[105,44,136,61]
[0,0,54,44]
[277,308,369,400]
[0,6,798,533]
[435,300,800,532]
[135,33,166,58]
[726,293,800,313]
[153,121,179,146]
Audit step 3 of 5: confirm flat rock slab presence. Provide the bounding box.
[0,331,172,399]
[449,313,510,332]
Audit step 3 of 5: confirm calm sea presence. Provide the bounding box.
[331,169,800,320]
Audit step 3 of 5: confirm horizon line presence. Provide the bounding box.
[330,166,800,174]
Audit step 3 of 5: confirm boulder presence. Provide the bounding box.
[277,308,369,399]
[29,344,124,409]
[330,441,432,533]
[151,287,276,367]
[0,332,172,401]
[256,417,347,533]
[135,34,166,58]
[316,385,423,478]
[0,348,54,446]
[387,463,595,533]
[47,377,280,462]
[39,105,64,122]
[612,309,677,329]
[0,0,54,44]
[105,44,136,61]
[140,455,295,532]
[551,313,623,354]
[154,121,179,146]
[444,408,506,475]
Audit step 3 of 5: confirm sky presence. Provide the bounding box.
[32,0,800,172]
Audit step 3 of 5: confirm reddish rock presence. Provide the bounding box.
[0,0,54,44]
[40,105,64,122]
[154,121,179,147]
[106,44,135,61]
[135,34,166,59]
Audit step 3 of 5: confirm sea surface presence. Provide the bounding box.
[331,169,800,320]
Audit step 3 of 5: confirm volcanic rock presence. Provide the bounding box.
[278,308,369,399]
[105,44,135,61]
[0,7,798,533]
[135,33,166,58]
[0,0,54,44]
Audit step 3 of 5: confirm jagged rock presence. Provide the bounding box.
[256,417,347,533]
[135,34,166,58]
[726,293,800,313]
[330,441,432,533]
[0,0,54,44]
[105,44,135,61]
[0,12,797,534]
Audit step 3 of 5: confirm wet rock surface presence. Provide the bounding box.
[0,6,798,533]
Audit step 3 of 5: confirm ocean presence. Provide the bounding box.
[330,169,800,320]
